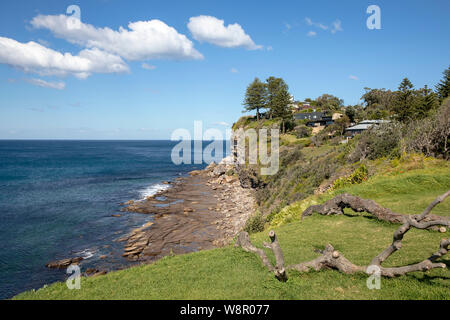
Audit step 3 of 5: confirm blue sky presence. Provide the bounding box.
[0,0,449,139]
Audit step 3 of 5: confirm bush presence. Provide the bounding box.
[349,123,402,162]
[294,125,312,138]
[332,164,368,190]
[404,99,450,159]
[244,211,265,234]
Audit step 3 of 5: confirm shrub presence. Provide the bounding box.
[294,125,312,138]
[244,211,265,234]
[332,164,368,190]
[349,123,402,162]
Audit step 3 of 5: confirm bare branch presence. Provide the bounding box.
[238,191,450,281]
[235,232,274,272]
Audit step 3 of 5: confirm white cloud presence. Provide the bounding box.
[142,63,156,70]
[187,15,262,50]
[31,14,203,61]
[0,36,129,79]
[266,45,273,51]
[305,17,328,30]
[331,20,343,34]
[213,121,230,126]
[25,78,66,90]
[307,31,317,37]
[230,67,238,73]
[304,17,342,35]
[349,75,359,80]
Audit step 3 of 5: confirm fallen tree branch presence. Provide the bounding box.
[301,193,449,228]
[263,231,287,281]
[235,231,274,272]
[237,191,449,281]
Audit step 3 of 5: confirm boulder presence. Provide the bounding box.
[45,257,83,269]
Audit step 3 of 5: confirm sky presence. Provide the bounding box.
[0,0,449,139]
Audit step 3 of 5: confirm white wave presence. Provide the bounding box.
[77,249,95,259]
[139,183,170,199]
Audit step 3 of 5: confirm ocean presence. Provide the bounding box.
[0,140,223,299]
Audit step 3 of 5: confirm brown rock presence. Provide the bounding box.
[45,257,83,269]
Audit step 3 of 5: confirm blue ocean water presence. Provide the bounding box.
[0,140,221,299]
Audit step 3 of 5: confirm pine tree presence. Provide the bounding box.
[271,85,292,133]
[243,78,267,121]
[266,77,289,119]
[436,65,450,101]
[393,78,414,122]
[417,85,439,118]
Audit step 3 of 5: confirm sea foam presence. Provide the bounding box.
[139,183,170,200]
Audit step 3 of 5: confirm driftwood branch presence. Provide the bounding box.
[237,191,449,280]
[301,193,449,228]
[263,231,287,281]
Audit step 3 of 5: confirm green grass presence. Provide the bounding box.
[14,213,449,300]
[270,158,450,227]
[13,159,450,300]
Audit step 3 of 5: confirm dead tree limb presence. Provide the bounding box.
[263,231,287,281]
[235,232,274,272]
[301,193,450,228]
[237,191,450,281]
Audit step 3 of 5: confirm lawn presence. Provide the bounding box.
[14,161,450,300]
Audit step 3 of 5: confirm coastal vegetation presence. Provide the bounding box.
[13,66,450,300]
[14,158,449,299]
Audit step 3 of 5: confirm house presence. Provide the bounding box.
[345,120,390,136]
[295,112,334,127]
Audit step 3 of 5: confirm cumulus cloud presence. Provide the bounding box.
[0,36,129,79]
[187,15,262,50]
[349,75,359,80]
[25,78,66,90]
[30,14,203,61]
[141,63,156,70]
[307,31,317,37]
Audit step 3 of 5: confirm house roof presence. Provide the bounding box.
[346,119,390,131]
[345,123,374,131]
[359,120,390,124]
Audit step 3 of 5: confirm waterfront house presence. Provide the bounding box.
[345,120,390,136]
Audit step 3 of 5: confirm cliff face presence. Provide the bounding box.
[230,129,266,189]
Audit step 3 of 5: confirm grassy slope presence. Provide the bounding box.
[14,161,450,300]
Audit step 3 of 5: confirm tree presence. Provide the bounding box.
[361,87,395,119]
[274,91,292,134]
[344,106,356,123]
[266,77,289,119]
[243,78,267,121]
[415,85,439,118]
[315,94,344,112]
[392,78,414,122]
[436,65,450,101]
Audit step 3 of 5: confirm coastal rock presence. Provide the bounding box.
[235,165,264,189]
[205,162,217,172]
[189,170,203,176]
[45,257,83,269]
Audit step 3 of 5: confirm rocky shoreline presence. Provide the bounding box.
[45,157,256,274]
[118,157,256,262]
